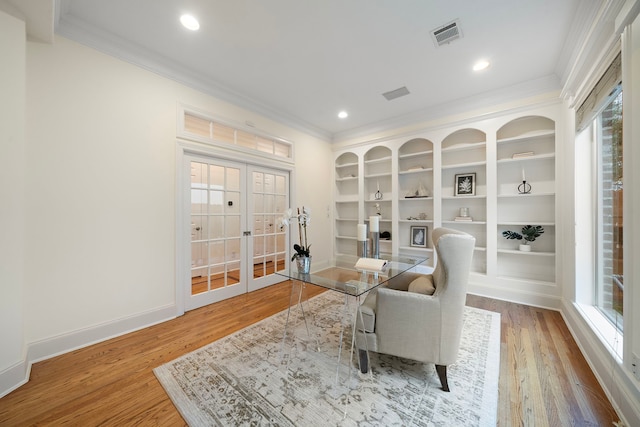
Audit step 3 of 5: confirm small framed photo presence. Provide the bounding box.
[454,173,476,196]
[410,226,428,248]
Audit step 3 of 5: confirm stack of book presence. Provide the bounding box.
[454,216,473,222]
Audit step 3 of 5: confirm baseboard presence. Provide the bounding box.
[0,304,177,398]
[468,280,562,311]
[0,360,31,399]
[560,300,640,427]
[310,259,330,274]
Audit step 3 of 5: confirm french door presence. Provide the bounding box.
[184,154,289,311]
[247,165,290,291]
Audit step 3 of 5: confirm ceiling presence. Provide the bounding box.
[21,0,598,140]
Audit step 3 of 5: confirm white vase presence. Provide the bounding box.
[519,244,531,252]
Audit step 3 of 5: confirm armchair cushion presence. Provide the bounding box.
[408,275,435,295]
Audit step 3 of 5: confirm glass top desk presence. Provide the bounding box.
[276,254,428,396]
[277,254,428,297]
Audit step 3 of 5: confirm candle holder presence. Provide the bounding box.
[370,231,380,259]
[357,240,368,258]
[518,180,532,194]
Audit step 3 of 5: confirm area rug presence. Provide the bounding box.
[154,290,500,426]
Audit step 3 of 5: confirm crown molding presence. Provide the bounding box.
[560,0,628,107]
[1,0,55,43]
[331,95,561,153]
[54,12,332,142]
[331,74,561,145]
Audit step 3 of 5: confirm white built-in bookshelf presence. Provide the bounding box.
[333,104,559,297]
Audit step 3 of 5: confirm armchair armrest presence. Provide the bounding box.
[374,287,443,362]
[376,287,441,327]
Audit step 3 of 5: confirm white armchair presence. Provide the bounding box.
[355,227,476,391]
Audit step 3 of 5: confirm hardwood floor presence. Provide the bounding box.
[0,282,620,426]
[466,294,620,426]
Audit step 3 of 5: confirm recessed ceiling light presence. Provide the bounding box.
[338,111,348,119]
[180,14,200,31]
[473,60,490,71]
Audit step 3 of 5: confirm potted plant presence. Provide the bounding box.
[279,206,312,273]
[502,225,544,252]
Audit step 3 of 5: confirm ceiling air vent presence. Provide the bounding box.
[431,19,462,46]
[382,86,410,101]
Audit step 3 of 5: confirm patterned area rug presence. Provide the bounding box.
[154,290,500,426]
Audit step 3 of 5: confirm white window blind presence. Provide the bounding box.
[576,52,622,132]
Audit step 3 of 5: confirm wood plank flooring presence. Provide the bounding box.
[0,282,620,426]
[466,294,620,426]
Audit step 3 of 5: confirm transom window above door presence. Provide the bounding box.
[179,105,293,162]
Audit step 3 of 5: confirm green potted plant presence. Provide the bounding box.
[502,225,544,252]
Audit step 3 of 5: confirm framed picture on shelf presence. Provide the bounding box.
[410,226,428,248]
[454,173,476,196]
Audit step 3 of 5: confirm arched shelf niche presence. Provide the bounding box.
[495,115,556,284]
[440,128,487,274]
[397,138,434,255]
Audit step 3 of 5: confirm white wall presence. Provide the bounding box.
[0,32,332,396]
[0,10,26,388]
[26,36,177,343]
[24,34,331,342]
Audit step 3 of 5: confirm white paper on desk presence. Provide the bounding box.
[355,257,388,272]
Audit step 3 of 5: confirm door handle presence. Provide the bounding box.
[243,231,252,236]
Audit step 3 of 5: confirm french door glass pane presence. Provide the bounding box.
[227,168,240,191]
[191,190,207,214]
[208,216,224,239]
[264,195,275,213]
[227,262,240,285]
[208,241,224,264]
[226,216,240,238]
[253,172,263,192]
[209,165,224,187]
[191,243,205,267]
[264,173,275,192]
[208,190,224,213]
[191,161,243,295]
[275,195,286,213]
[264,214,275,235]
[253,194,264,212]
[254,235,264,256]
[226,238,241,261]
[191,162,207,186]
[252,171,286,279]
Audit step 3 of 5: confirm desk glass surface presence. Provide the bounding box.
[276,254,428,297]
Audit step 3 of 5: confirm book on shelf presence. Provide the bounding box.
[454,216,473,222]
[512,151,535,159]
